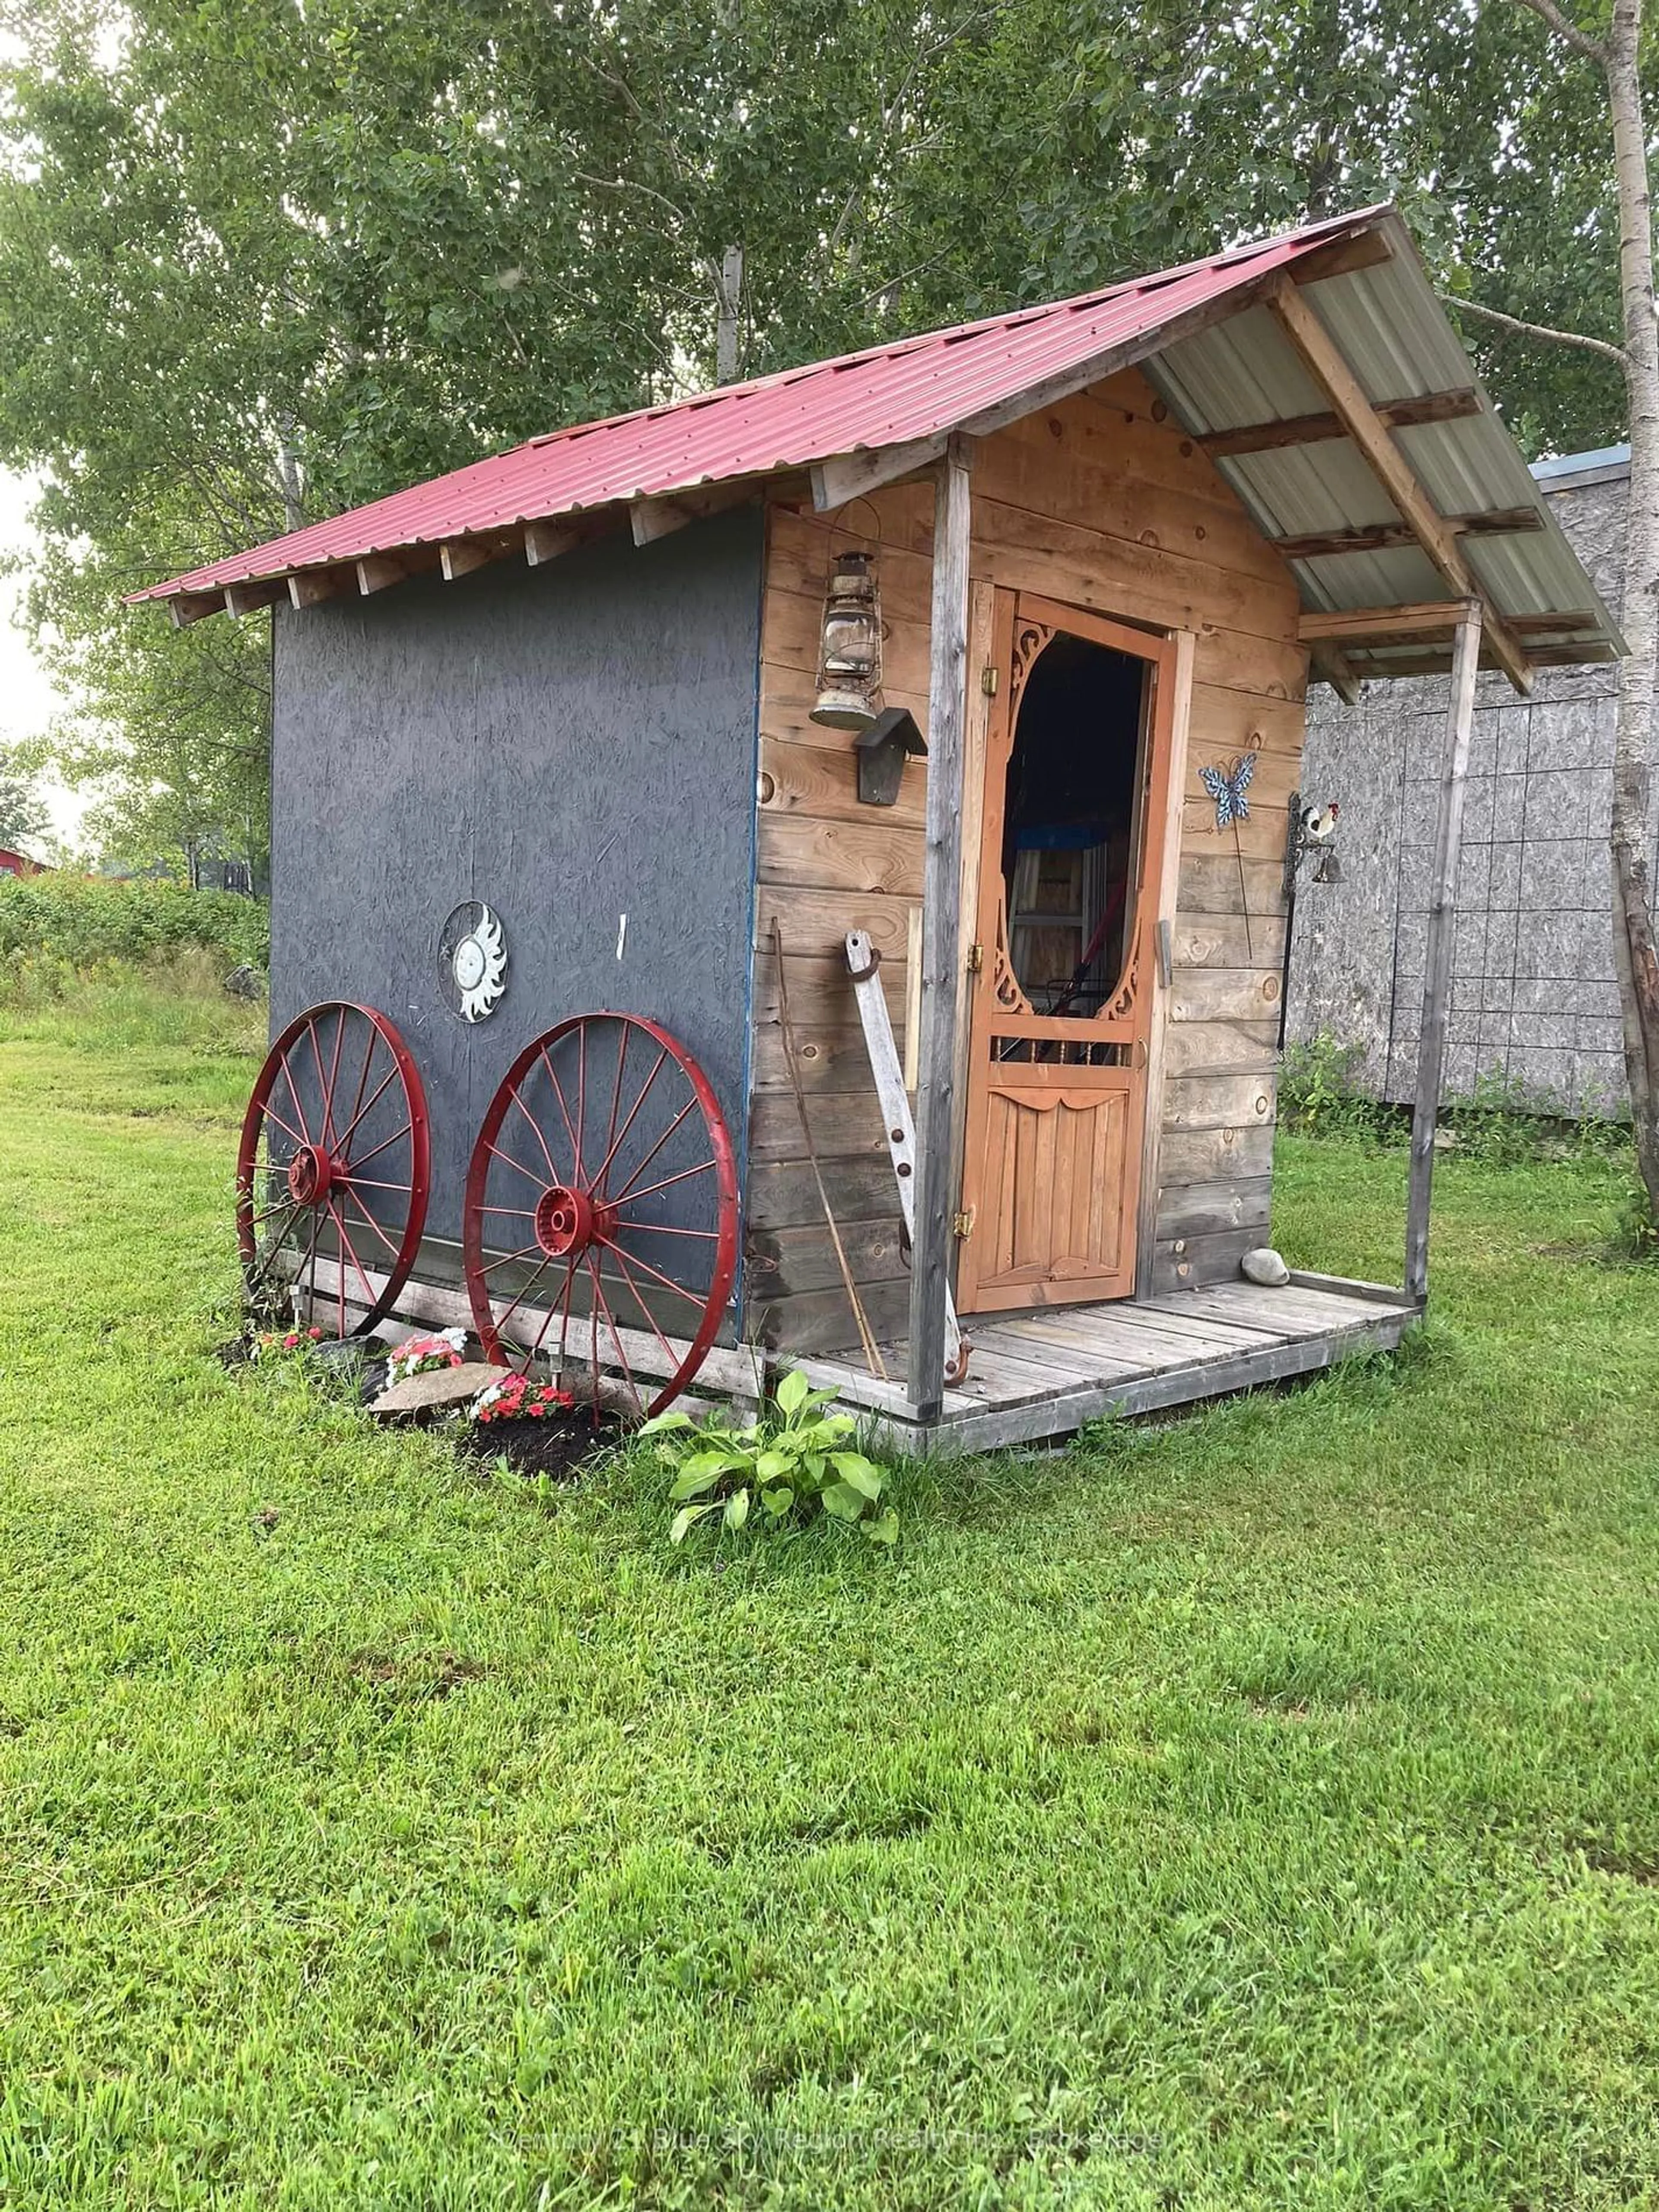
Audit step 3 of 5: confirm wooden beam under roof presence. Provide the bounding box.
[630,480,766,544]
[523,519,586,566]
[1309,645,1363,704]
[356,554,407,596]
[439,538,502,581]
[222,578,289,617]
[288,567,351,608]
[1302,602,1606,648]
[1349,643,1617,676]
[1301,601,1480,642]
[1198,388,1482,460]
[168,590,226,627]
[1272,508,1543,562]
[1267,278,1533,693]
[812,435,951,513]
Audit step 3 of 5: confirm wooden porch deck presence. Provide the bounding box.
[303,1252,1419,1458]
[795,1273,1422,1455]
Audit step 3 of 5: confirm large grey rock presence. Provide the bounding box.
[1240,1247,1291,1288]
[370,1362,501,1418]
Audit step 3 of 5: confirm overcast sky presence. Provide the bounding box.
[0,469,88,845]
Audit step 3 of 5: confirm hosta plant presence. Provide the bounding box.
[639,1368,896,1545]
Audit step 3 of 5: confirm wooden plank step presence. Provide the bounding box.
[788,1352,977,1422]
[988,1314,1223,1377]
[968,1323,1150,1382]
[902,1307,1417,1455]
[1000,1303,1280,1360]
[1127,1290,1300,1339]
[1155,1282,1404,1332]
[1288,1268,1417,1309]
[927,1343,1115,1412]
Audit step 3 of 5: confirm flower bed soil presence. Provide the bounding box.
[451,1402,627,1484]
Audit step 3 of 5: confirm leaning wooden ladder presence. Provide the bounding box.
[844,930,968,1386]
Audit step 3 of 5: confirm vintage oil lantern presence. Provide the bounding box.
[810,551,883,730]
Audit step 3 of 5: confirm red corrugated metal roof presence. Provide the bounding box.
[130,209,1382,603]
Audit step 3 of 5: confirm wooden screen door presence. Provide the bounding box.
[956,591,1180,1313]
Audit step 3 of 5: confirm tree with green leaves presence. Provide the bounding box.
[0,0,1650,934]
[0,741,45,854]
[1447,0,1659,1227]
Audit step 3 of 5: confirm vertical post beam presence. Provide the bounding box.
[1406,601,1483,1302]
[907,435,973,1419]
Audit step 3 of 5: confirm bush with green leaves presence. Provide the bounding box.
[639,1369,896,1545]
[0,876,268,985]
[1278,1032,1395,1141]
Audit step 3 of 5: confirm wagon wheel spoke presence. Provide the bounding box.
[587,1252,643,1422]
[488,1252,562,1342]
[591,1045,667,1197]
[608,1096,699,1206]
[340,1186,401,1261]
[332,1060,400,1156]
[260,1099,308,1149]
[603,1244,684,1378]
[342,1119,414,1174]
[520,1255,580,1375]
[479,1238,547,1278]
[462,1013,737,1417]
[236,1003,429,1338]
[594,1235,708,1309]
[608,1157,720,1209]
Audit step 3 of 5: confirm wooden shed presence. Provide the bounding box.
[133,203,1621,1450]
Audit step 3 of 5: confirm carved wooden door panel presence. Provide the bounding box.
[956,592,1179,1313]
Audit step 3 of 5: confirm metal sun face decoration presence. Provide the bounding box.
[439,902,509,1023]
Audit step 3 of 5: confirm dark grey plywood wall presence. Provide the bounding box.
[270,509,764,1287]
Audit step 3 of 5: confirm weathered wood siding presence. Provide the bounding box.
[270,509,765,1300]
[747,369,1305,1351]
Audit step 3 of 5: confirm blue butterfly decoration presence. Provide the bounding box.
[1201,752,1255,830]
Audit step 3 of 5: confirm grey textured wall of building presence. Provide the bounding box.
[1285,450,1646,1114]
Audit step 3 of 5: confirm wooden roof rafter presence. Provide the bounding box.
[1271,508,1544,562]
[1265,276,1535,694]
[1197,388,1482,458]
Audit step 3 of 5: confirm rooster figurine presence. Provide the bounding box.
[1300,799,1341,882]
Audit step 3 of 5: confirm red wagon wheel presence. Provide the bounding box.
[236,1001,431,1338]
[462,1012,738,1418]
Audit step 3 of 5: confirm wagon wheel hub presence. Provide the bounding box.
[533,1182,609,1258]
[286,1142,337,1207]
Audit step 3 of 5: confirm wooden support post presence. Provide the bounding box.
[1406,601,1483,1303]
[906,435,972,1420]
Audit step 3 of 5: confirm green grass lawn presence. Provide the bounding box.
[2,994,1657,2209]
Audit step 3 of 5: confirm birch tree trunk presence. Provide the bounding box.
[1603,0,1659,1217]
[1508,0,1659,1219]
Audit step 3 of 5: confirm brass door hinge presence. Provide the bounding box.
[952,1208,975,1240]
[966,941,984,973]
[981,665,998,696]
